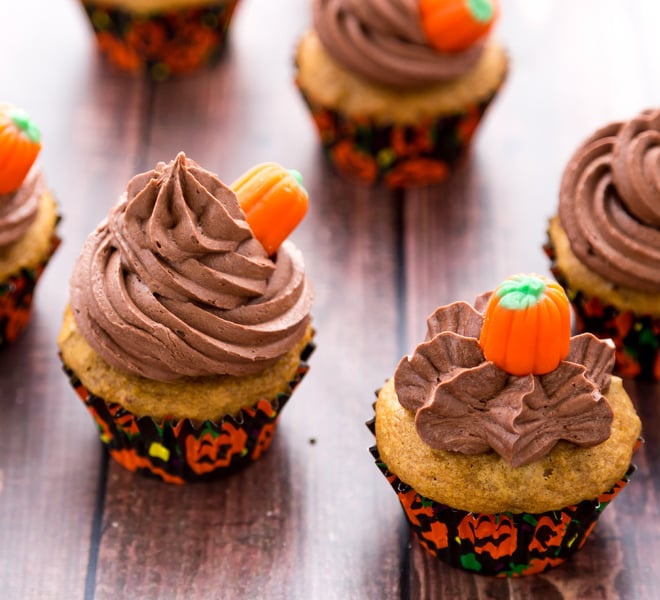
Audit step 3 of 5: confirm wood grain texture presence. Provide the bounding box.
[1,0,659,598]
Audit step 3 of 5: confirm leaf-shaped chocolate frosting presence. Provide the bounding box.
[394,297,615,466]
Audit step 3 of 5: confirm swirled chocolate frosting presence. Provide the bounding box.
[70,153,313,382]
[559,108,660,292]
[313,0,483,87]
[394,296,614,467]
[0,165,41,250]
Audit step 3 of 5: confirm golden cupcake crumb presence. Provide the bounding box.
[295,30,508,125]
[375,376,641,514]
[58,306,314,423]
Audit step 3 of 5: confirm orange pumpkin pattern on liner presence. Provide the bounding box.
[62,339,314,483]
[80,1,239,80]
[0,235,60,347]
[366,427,636,577]
[297,91,497,188]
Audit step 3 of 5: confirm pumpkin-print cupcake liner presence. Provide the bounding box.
[296,89,499,189]
[545,241,660,381]
[367,417,640,577]
[0,234,60,348]
[62,341,314,484]
[80,0,239,80]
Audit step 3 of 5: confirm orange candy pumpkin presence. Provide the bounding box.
[232,162,309,255]
[420,0,499,53]
[479,274,571,376]
[0,104,42,195]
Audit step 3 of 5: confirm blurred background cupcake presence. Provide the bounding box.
[369,274,641,576]
[79,0,240,79]
[0,103,60,347]
[546,108,660,380]
[295,0,508,188]
[58,153,314,483]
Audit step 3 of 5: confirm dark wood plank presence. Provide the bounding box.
[2,0,660,598]
[0,1,151,598]
[0,2,151,598]
[403,1,660,597]
[90,2,405,598]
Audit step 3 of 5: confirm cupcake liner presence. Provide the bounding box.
[80,0,240,80]
[0,234,60,348]
[63,340,314,484]
[545,240,660,380]
[367,416,639,577]
[296,86,500,188]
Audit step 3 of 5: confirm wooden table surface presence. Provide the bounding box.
[1,1,660,598]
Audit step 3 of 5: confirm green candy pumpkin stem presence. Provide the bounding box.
[468,0,495,22]
[496,274,547,310]
[8,108,41,143]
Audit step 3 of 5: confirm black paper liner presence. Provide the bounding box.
[367,415,639,577]
[64,341,314,484]
[80,0,240,79]
[0,233,60,348]
[295,75,505,188]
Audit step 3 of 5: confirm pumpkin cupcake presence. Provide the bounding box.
[546,108,660,380]
[0,104,60,347]
[79,0,240,79]
[369,274,641,576]
[295,0,508,188]
[58,153,314,483]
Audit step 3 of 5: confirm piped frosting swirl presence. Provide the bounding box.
[559,108,660,293]
[313,0,484,87]
[70,153,313,382]
[0,164,42,250]
[394,294,614,467]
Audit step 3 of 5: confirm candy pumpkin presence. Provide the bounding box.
[0,105,42,194]
[420,0,499,53]
[479,274,571,376]
[232,162,308,255]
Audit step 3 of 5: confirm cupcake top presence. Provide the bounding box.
[394,274,615,467]
[0,105,43,250]
[376,274,641,513]
[70,153,313,382]
[313,0,498,87]
[559,108,660,293]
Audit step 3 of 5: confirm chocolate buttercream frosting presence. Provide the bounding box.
[0,164,42,250]
[394,295,614,467]
[70,153,313,382]
[313,0,483,87]
[559,108,660,293]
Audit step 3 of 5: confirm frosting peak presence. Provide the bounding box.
[313,0,484,87]
[70,153,313,382]
[394,296,614,467]
[559,108,660,293]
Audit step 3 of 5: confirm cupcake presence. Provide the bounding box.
[0,104,60,347]
[80,0,240,79]
[369,274,641,576]
[295,0,508,188]
[546,108,660,380]
[58,153,314,483]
